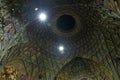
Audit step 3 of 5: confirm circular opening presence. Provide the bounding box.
[56,15,76,32]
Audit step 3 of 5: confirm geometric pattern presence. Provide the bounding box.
[0,0,120,80]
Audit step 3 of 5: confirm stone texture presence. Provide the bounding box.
[0,0,120,80]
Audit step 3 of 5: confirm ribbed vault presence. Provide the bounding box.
[55,57,115,80]
[0,0,120,80]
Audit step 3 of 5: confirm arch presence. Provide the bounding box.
[54,57,115,80]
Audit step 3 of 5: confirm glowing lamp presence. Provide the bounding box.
[38,13,47,21]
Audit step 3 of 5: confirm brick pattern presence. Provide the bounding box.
[0,0,120,80]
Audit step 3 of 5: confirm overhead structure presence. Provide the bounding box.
[0,0,120,80]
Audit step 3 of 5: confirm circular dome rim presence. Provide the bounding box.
[51,7,81,37]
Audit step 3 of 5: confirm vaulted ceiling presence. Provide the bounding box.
[0,0,120,80]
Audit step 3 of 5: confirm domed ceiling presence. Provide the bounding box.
[55,57,115,80]
[0,0,120,80]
